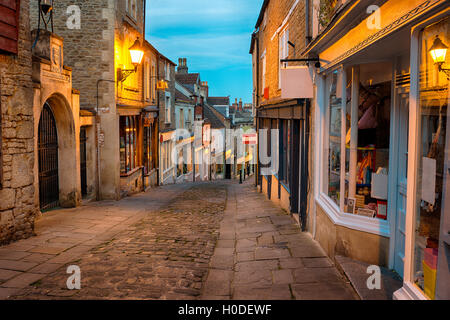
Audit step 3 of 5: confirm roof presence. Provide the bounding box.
[208,96,230,106]
[175,89,192,103]
[213,106,229,118]
[175,73,200,85]
[255,0,270,29]
[204,104,226,129]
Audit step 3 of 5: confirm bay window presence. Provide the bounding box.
[323,64,392,222]
[326,71,342,205]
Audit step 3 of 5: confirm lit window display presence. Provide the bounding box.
[413,16,449,300]
[327,71,342,205]
[325,65,392,220]
[120,116,139,174]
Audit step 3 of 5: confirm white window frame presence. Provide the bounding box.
[144,59,150,101]
[151,60,156,101]
[314,67,391,237]
[279,27,289,88]
[394,10,449,301]
[165,92,171,123]
[126,0,137,19]
[165,62,171,81]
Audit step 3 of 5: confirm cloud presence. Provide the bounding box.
[145,0,264,102]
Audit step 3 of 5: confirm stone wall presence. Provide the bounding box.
[0,0,37,245]
[30,0,115,111]
[257,0,307,102]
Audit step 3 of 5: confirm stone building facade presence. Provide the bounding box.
[30,0,170,199]
[0,0,37,244]
[158,57,177,186]
[251,0,314,230]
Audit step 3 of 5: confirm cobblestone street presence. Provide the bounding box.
[0,180,357,300]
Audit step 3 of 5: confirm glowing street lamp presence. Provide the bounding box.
[118,38,145,82]
[429,35,450,78]
[129,39,145,68]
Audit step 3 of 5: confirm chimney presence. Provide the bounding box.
[202,81,209,98]
[177,57,188,74]
[239,98,243,112]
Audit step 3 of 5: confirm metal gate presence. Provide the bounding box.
[38,103,59,211]
[80,127,87,196]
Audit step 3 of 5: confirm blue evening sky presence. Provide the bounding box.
[145,0,264,104]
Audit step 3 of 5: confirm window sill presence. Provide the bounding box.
[394,282,429,300]
[316,192,391,237]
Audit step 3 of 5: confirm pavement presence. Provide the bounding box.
[0,179,357,300]
[201,181,357,300]
[335,255,402,300]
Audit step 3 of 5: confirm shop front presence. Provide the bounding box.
[307,0,449,299]
[257,99,306,217]
[142,109,159,188]
[395,11,449,301]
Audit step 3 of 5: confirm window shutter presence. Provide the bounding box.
[0,0,20,54]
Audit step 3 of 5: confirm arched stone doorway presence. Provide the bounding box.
[38,103,59,210]
[35,94,81,211]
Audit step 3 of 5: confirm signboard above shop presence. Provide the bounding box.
[281,66,314,99]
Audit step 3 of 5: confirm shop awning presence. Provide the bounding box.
[281,66,314,99]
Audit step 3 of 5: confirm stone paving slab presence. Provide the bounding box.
[335,255,402,300]
[201,180,358,300]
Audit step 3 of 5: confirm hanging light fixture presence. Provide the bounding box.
[40,0,53,15]
[37,0,54,33]
[118,38,145,82]
[429,35,450,78]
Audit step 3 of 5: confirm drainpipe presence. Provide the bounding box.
[300,100,311,231]
[306,0,312,45]
[254,31,260,187]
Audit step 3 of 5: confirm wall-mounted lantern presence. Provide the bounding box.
[117,38,144,82]
[429,35,450,78]
[38,0,54,32]
[157,79,169,91]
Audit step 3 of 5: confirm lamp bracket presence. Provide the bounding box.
[438,63,450,80]
[280,58,321,68]
[117,67,137,83]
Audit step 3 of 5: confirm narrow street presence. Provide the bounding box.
[0,181,356,300]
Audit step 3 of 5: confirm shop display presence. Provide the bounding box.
[343,81,391,219]
[413,17,448,300]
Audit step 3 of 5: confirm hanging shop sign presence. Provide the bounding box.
[281,66,314,99]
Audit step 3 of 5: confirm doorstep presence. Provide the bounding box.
[335,255,403,300]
